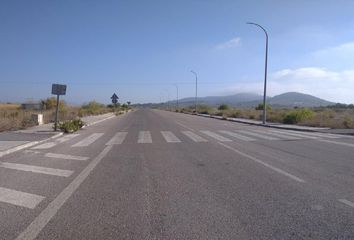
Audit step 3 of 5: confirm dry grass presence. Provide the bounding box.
[0,103,115,132]
[180,105,354,129]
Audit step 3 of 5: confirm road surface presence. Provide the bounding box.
[0,109,353,239]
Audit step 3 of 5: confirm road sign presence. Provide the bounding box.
[52,84,67,95]
[111,93,119,104]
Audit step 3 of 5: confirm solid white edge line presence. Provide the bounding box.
[218,142,305,183]
[16,145,113,240]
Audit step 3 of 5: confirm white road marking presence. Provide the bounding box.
[218,142,305,183]
[15,145,113,240]
[56,134,80,143]
[338,199,354,208]
[72,133,104,147]
[251,129,300,140]
[31,134,80,150]
[238,130,280,140]
[219,130,256,141]
[182,131,208,142]
[138,131,152,143]
[0,187,45,209]
[106,132,128,145]
[161,131,181,143]
[0,162,73,177]
[45,153,89,161]
[286,130,340,139]
[0,141,29,151]
[317,139,354,148]
[31,142,57,150]
[270,130,318,139]
[200,131,232,142]
[175,121,195,131]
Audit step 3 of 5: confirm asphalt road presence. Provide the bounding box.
[0,109,353,240]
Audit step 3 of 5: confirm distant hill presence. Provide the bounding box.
[164,92,336,108]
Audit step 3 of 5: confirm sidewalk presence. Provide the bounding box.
[0,113,116,157]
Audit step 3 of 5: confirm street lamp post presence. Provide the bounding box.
[190,70,198,113]
[247,22,268,125]
[174,84,179,111]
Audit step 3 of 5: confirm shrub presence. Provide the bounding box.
[256,103,272,111]
[57,119,85,133]
[218,104,230,111]
[283,108,314,124]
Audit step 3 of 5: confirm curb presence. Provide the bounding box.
[179,112,329,133]
[0,132,63,158]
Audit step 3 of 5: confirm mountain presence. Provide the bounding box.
[178,93,262,106]
[172,92,336,108]
[268,92,335,107]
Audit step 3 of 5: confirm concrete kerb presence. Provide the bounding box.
[0,112,124,158]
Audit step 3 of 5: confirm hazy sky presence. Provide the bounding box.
[1,0,354,104]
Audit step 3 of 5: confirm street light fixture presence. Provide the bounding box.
[247,22,269,124]
[190,70,198,113]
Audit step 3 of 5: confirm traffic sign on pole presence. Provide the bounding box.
[52,84,67,131]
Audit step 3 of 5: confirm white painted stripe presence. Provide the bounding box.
[106,132,128,145]
[271,130,318,139]
[251,129,300,140]
[161,131,181,143]
[284,130,339,139]
[219,130,256,141]
[200,131,232,142]
[0,187,45,209]
[218,142,305,183]
[138,131,152,143]
[182,131,208,142]
[0,162,73,177]
[45,153,89,161]
[317,139,354,148]
[15,145,113,240]
[338,199,354,208]
[238,130,280,140]
[175,121,195,131]
[31,142,57,150]
[56,134,80,143]
[72,133,104,147]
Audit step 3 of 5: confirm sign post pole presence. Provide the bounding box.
[51,84,67,132]
[54,94,60,131]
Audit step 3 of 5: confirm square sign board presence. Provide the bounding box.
[52,84,67,95]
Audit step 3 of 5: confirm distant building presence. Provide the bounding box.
[21,103,43,110]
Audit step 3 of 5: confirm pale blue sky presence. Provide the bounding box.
[1,0,354,104]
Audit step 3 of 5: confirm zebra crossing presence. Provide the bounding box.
[0,128,351,210]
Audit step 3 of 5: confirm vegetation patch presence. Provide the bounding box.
[57,119,85,133]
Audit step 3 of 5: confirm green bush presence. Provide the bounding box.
[57,119,85,133]
[218,104,230,110]
[255,103,272,111]
[283,108,314,124]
